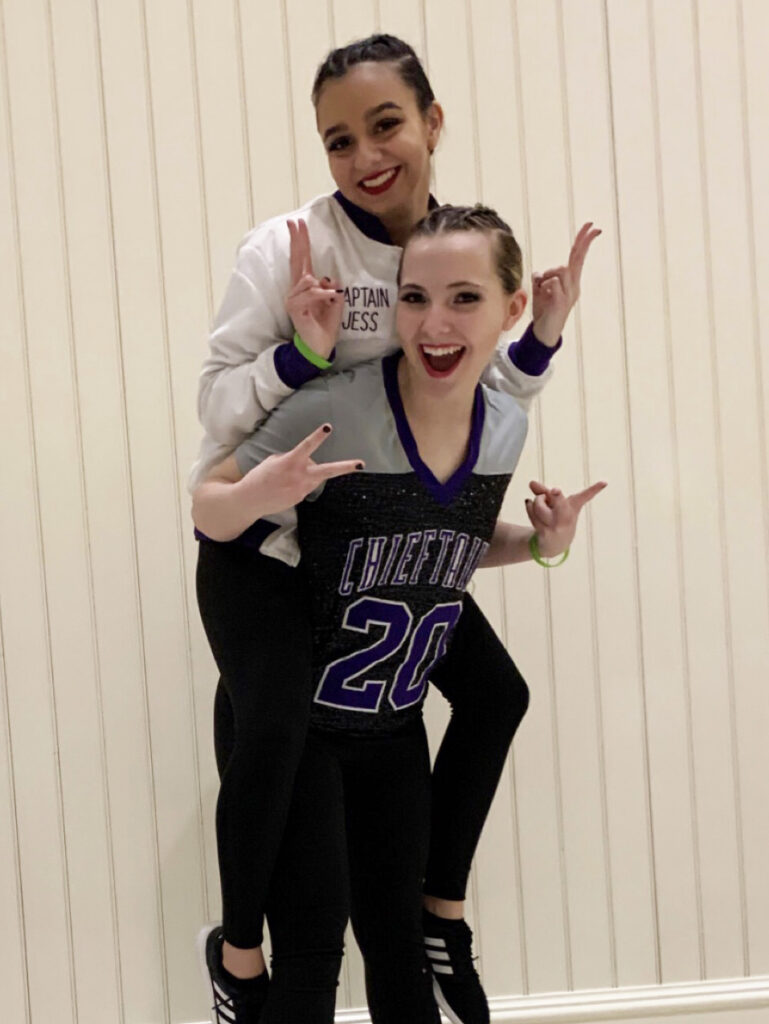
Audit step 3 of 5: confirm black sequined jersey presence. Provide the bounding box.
[234,353,528,735]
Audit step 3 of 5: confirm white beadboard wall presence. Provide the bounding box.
[1,0,768,1022]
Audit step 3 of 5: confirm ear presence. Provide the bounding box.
[424,101,444,152]
[502,288,527,331]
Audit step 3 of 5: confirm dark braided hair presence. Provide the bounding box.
[400,204,524,294]
[312,34,435,114]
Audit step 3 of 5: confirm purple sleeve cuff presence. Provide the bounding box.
[507,322,562,377]
[273,341,332,389]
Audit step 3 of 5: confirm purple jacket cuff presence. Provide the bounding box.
[508,322,562,376]
[274,341,332,389]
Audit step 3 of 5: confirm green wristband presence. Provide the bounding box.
[293,331,333,370]
[529,533,569,568]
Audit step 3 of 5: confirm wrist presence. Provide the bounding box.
[529,532,570,567]
[531,320,563,349]
[293,331,333,368]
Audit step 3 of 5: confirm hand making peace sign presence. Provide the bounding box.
[531,222,602,348]
[238,422,364,517]
[285,218,345,361]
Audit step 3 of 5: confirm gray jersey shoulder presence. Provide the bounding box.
[477,387,529,475]
[233,359,409,477]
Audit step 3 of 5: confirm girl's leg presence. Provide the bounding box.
[196,539,313,952]
[261,731,349,1024]
[426,592,530,903]
[343,724,440,1024]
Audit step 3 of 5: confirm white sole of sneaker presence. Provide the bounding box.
[432,976,466,1024]
[196,922,222,1024]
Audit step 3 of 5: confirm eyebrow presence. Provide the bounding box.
[399,281,484,291]
[322,102,403,142]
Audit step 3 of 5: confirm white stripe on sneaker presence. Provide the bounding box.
[214,1004,236,1024]
[432,964,454,975]
[424,936,447,948]
[432,977,465,1024]
[426,949,450,961]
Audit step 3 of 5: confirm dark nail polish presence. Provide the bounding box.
[355,462,364,470]
[322,424,332,433]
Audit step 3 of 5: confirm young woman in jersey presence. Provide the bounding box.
[191,33,599,1024]
[193,204,604,1024]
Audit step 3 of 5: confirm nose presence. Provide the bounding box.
[421,304,452,340]
[355,137,384,173]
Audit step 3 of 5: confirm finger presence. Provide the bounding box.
[288,220,303,285]
[532,493,555,527]
[291,422,334,459]
[287,273,321,298]
[569,223,601,276]
[298,218,314,278]
[537,266,568,283]
[568,480,608,512]
[529,479,550,497]
[309,459,366,482]
[300,286,343,306]
[524,498,538,528]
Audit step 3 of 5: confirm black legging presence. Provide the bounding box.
[261,722,439,1024]
[197,538,529,948]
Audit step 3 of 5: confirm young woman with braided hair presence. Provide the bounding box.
[194,203,603,1022]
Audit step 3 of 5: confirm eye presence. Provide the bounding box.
[398,290,426,305]
[327,135,352,153]
[454,291,481,304]
[374,117,402,134]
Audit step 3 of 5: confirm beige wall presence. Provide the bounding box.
[1,0,768,1021]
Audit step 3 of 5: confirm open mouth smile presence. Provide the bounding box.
[419,344,466,377]
[358,167,401,195]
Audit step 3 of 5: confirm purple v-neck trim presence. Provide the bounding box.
[333,190,440,246]
[382,353,485,506]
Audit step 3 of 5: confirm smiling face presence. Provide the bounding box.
[315,62,442,232]
[396,231,527,394]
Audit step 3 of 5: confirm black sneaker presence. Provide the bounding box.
[196,923,269,1024]
[423,910,490,1024]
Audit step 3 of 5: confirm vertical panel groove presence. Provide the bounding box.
[419,0,429,74]
[496,561,529,991]
[233,0,254,231]
[645,0,706,981]
[689,0,750,976]
[279,0,300,210]
[555,0,618,988]
[0,611,32,1022]
[373,0,381,34]
[510,0,573,989]
[0,14,33,1016]
[328,0,337,47]
[463,0,482,202]
[601,0,663,984]
[735,0,769,654]
[185,0,215,324]
[91,0,171,1015]
[43,0,126,1011]
[508,0,535,991]
[0,4,77,1017]
[138,0,210,946]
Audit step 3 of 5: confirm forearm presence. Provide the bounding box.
[191,478,267,542]
[480,517,572,568]
[479,522,535,568]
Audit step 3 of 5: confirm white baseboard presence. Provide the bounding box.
[332,976,769,1023]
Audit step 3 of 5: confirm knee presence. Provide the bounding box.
[471,659,530,731]
[269,947,343,994]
